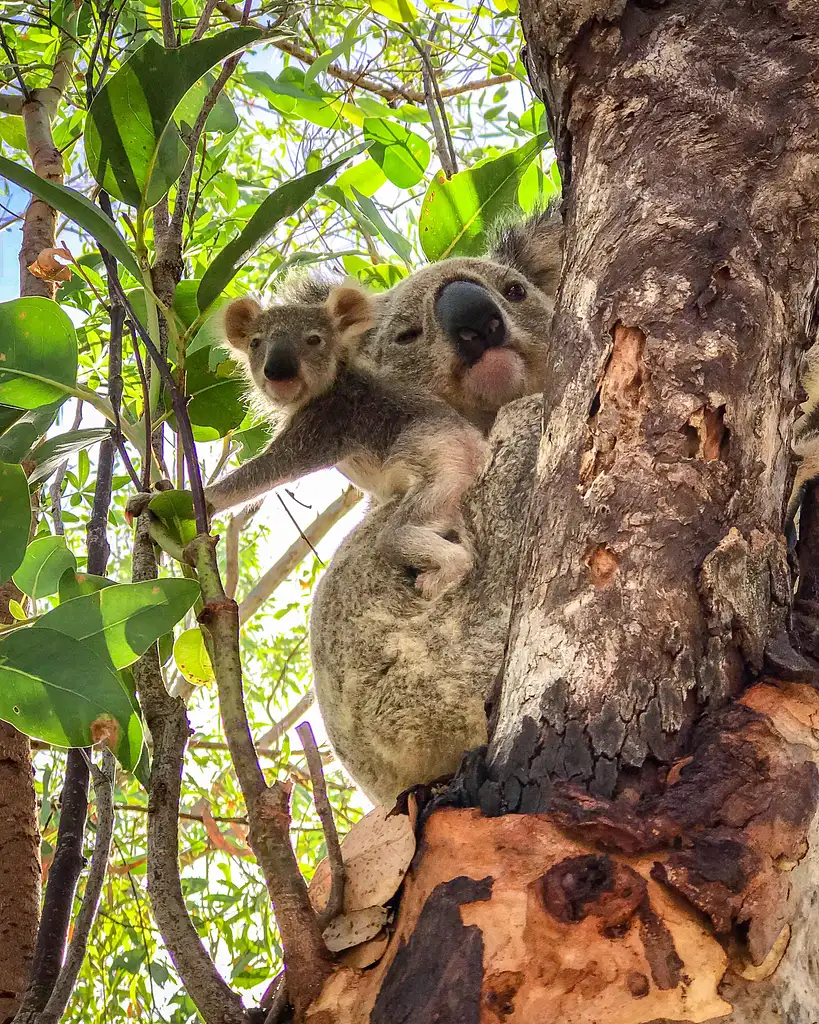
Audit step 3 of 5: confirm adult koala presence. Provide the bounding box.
[309,208,563,806]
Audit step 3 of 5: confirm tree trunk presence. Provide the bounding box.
[0,583,40,1024]
[306,2,819,1021]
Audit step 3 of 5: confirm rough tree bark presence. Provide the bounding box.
[305,2,819,1022]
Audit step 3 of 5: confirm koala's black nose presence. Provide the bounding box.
[434,280,507,365]
[264,343,300,381]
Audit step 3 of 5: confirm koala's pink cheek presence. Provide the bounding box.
[462,348,526,408]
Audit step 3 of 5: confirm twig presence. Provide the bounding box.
[110,278,208,535]
[192,0,220,40]
[225,504,259,599]
[0,25,30,100]
[130,515,248,1024]
[37,750,116,1024]
[48,400,84,536]
[159,0,176,47]
[238,487,361,623]
[115,803,249,825]
[296,723,345,929]
[411,25,457,177]
[276,493,324,567]
[129,325,153,490]
[12,751,89,1022]
[188,535,332,1018]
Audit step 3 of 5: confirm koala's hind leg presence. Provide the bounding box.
[376,509,474,600]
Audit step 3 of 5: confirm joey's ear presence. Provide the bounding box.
[489,205,564,297]
[223,297,263,351]
[328,285,376,340]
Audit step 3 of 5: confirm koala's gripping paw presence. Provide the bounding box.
[415,539,473,600]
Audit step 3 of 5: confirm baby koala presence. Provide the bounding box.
[205,284,489,599]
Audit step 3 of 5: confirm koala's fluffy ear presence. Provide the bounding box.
[489,205,564,297]
[223,297,262,351]
[328,285,375,342]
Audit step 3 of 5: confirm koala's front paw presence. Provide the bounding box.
[415,540,472,600]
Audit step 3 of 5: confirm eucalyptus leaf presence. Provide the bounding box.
[0,400,65,464]
[173,628,214,687]
[419,134,549,261]
[0,155,142,280]
[197,144,367,311]
[0,462,32,587]
[28,428,111,485]
[13,535,77,599]
[34,578,201,670]
[85,29,261,209]
[0,298,78,410]
[0,627,145,777]
[351,187,413,263]
[147,490,197,547]
[363,118,429,189]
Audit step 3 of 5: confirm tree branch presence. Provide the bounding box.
[130,515,249,1024]
[192,0,221,41]
[296,723,345,929]
[224,504,259,599]
[237,486,361,623]
[37,750,116,1024]
[12,751,89,1022]
[187,535,332,1019]
[0,91,23,114]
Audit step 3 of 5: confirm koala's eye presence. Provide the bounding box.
[249,337,261,350]
[394,327,421,345]
[504,281,527,302]
[305,334,323,347]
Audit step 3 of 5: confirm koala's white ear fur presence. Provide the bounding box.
[223,297,262,351]
[328,285,375,341]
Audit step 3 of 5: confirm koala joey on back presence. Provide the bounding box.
[205,282,489,599]
[361,205,563,435]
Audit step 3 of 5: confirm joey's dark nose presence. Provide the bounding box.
[264,344,300,381]
[434,280,506,365]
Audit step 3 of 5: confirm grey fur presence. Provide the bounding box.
[307,208,565,804]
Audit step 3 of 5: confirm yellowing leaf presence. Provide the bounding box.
[368,0,418,21]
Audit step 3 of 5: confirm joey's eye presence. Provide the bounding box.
[504,281,527,302]
[394,327,421,345]
[249,337,261,350]
[305,334,323,347]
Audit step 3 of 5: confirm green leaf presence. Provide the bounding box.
[0,299,78,410]
[174,73,238,135]
[85,29,261,209]
[28,428,111,485]
[0,400,65,464]
[0,155,142,280]
[0,462,31,587]
[0,627,145,776]
[13,535,77,599]
[244,68,341,129]
[34,578,200,670]
[147,490,197,547]
[59,569,116,603]
[197,144,367,311]
[334,159,386,199]
[367,0,418,21]
[351,187,413,263]
[418,134,549,261]
[175,349,244,441]
[363,118,429,189]
[304,15,367,89]
[8,599,26,621]
[173,627,214,687]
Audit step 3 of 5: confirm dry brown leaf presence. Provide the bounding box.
[28,246,73,282]
[337,929,390,969]
[309,804,415,914]
[322,907,389,953]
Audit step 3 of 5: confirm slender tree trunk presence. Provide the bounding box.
[0,584,40,1024]
[306,3,819,1021]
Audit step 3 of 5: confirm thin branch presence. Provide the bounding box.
[38,750,116,1024]
[0,91,23,113]
[256,684,314,751]
[296,723,345,929]
[224,504,258,599]
[159,0,176,47]
[0,25,30,100]
[188,535,332,1018]
[48,400,84,536]
[192,0,220,41]
[411,25,457,177]
[130,515,248,1024]
[115,803,248,826]
[110,279,208,534]
[12,751,89,1022]
[238,486,361,623]
[129,325,153,489]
